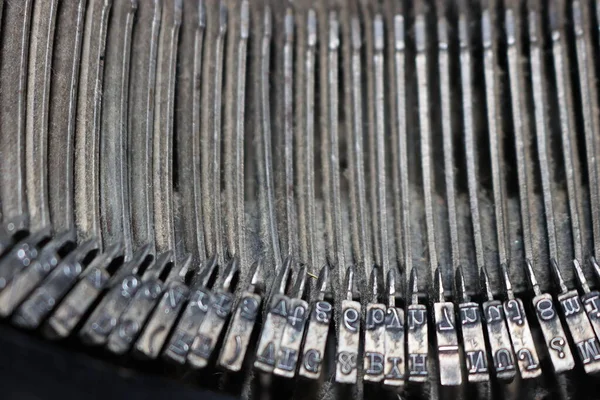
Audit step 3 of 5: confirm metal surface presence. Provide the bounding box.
[2,0,600,399]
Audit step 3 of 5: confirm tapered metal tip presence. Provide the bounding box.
[198,0,206,28]
[504,3,517,45]
[409,267,419,305]
[194,254,219,288]
[455,266,469,303]
[145,250,174,281]
[550,258,568,294]
[370,266,383,302]
[171,253,193,283]
[394,14,405,51]
[291,264,308,298]
[573,259,590,293]
[218,2,228,35]
[249,258,265,292]
[316,264,332,299]
[275,256,293,295]
[220,257,239,292]
[328,11,339,50]
[571,0,584,36]
[591,257,600,283]
[434,267,445,302]
[524,259,541,296]
[344,265,356,300]
[387,268,398,306]
[307,9,317,47]
[500,263,514,299]
[479,266,494,301]
[240,0,249,39]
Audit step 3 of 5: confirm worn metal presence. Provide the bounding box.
[218,260,264,372]
[383,269,405,387]
[272,265,308,378]
[44,243,123,339]
[456,267,489,382]
[106,252,173,354]
[162,255,217,364]
[363,267,386,383]
[298,265,332,380]
[406,268,428,382]
[78,246,151,345]
[480,266,516,382]
[335,265,361,384]
[12,239,99,329]
[0,232,72,318]
[188,257,239,368]
[254,257,292,373]
[133,255,192,359]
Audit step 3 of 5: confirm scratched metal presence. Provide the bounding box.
[456,267,489,382]
[162,255,217,364]
[432,268,462,387]
[162,285,211,364]
[218,291,261,372]
[175,0,206,264]
[254,257,292,373]
[217,260,264,372]
[78,246,151,345]
[272,266,308,378]
[335,266,360,384]
[106,252,173,354]
[382,269,405,387]
[133,278,188,359]
[0,232,72,318]
[558,289,600,374]
[298,265,332,380]
[480,266,516,382]
[581,260,600,346]
[99,0,136,260]
[0,0,32,233]
[532,292,575,373]
[73,0,111,245]
[187,257,239,369]
[152,0,180,257]
[44,243,123,339]
[133,256,192,359]
[128,0,160,253]
[12,239,99,329]
[552,259,600,375]
[2,1,600,399]
[47,0,86,237]
[25,0,57,234]
[406,269,428,383]
[525,260,574,374]
[502,266,542,379]
[0,231,49,292]
[254,294,290,373]
[363,269,385,383]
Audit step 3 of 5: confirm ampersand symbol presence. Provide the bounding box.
[337,351,357,375]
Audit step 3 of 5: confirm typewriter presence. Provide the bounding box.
[0,0,599,399]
